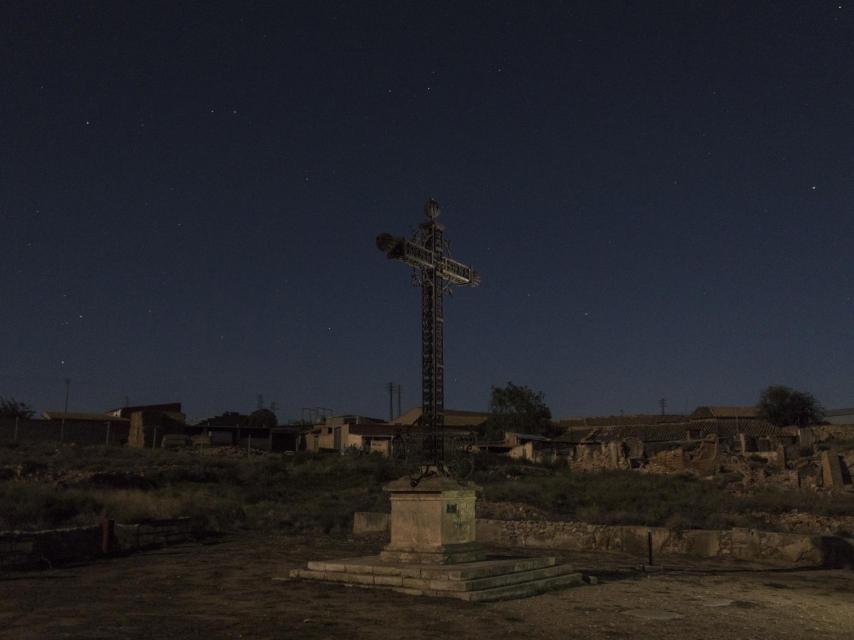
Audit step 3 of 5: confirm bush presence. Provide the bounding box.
[758,385,824,427]
[2,443,852,535]
[483,471,730,528]
[0,482,102,530]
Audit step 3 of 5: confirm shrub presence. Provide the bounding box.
[0,482,102,530]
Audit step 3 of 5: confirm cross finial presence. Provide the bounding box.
[424,198,440,221]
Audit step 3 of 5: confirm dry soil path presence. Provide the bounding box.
[0,533,852,639]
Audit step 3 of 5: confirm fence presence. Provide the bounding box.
[0,417,129,446]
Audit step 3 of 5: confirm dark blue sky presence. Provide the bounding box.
[2,1,852,421]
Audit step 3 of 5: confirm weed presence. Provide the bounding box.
[2,443,852,534]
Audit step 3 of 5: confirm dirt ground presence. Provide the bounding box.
[1,533,853,640]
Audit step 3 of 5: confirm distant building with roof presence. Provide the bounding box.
[303,409,489,456]
[38,411,130,445]
[43,410,127,423]
[107,402,183,419]
[688,406,760,421]
[559,414,687,428]
[824,408,854,425]
[395,407,490,429]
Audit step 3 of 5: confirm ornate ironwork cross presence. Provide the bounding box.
[376,199,480,476]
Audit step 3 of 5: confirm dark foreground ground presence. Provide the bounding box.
[1,533,852,640]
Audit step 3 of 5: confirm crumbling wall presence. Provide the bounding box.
[572,441,634,471]
[646,447,687,473]
[475,519,852,567]
[820,451,853,488]
[350,512,854,567]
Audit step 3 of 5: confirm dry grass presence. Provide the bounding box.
[1,444,852,533]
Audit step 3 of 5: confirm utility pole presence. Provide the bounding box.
[659,398,667,416]
[61,378,71,443]
[387,382,403,422]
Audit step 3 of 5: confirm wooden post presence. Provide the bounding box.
[100,518,115,554]
[647,530,653,566]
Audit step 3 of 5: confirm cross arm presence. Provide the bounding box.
[439,256,480,287]
[376,234,480,287]
[376,234,433,270]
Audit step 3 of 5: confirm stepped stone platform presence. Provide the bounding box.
[283,473,586,601]
[282,554,586,602]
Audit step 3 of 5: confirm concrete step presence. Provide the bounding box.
[454,563,579,592]
[455,571,586,602]
[283,553,590,602]
[305,555,555,581]
[390,570,585,602]
[288,562,584,598]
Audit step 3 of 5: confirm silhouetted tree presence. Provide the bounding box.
[0,397,34,419]
[196,411,248,427]
[481,382,555,440]
[757,385,824,427]
[247,408,277,428]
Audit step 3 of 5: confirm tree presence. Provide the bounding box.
[0,397,34,419]
[247,408,277,428]
[757,385,824,427]
[481,382,555,440]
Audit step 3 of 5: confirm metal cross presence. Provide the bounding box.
[376,199,480,475]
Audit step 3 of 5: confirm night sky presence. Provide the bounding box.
[2,2,853,422]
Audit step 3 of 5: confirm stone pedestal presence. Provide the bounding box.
[380,474,485,564]
[282,472,588,600]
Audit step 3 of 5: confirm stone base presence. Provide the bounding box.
[382,474,480,563]
[380,541,486,565]
[281,554,587,602]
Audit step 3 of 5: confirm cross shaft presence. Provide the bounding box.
[376,199,479,472]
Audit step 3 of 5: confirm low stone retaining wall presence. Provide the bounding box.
[114,518,194,551]
[353,512,390,536]
[0,518,194,570]
[353,512,854,568]
[0,525,102,568]
[475,519,854,567]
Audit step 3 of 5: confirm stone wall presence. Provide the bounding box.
[0,525,103,568]
[113,518,194,551]
[476,519,853,567]
[351,511,854,568]
[0,518,194,570]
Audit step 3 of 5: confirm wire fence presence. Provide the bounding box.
[0,418,128,446]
